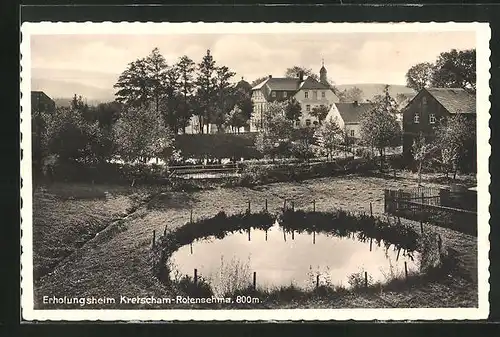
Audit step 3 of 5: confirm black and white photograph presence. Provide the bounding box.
[20,22,490,321]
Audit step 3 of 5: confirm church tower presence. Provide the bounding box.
[319,59,328,86]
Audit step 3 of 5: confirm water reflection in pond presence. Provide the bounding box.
[168,222,420,295]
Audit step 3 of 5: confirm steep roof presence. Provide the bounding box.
[251,78,270,90]
[425,88,476,114]
[336,102,376,124]
[251,76,330,92]
[298,76,331,90]
[236,78,252,92]
[265,77,301,91]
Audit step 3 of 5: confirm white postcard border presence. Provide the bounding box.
[20,22,491,321]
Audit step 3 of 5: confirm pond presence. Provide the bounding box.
[168,221,421,296]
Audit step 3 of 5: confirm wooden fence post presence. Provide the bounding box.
[164,224,168,236]
[291,201,295,211]
[438,234,442,253]
[313,200,316,212]
[265,229,268,241]
[313,230,316,244]
[364,272,368,288]
[316,275,320,289]
[283,199,287,211]
[190,242,193,254]
[265,199,268,211]
[194,268,198,285]
[248,228,251,241]
[248,200,251,214]
[370,202,373,218]
[370,238,373,252]
[253,272,257,290]
[190,209,193,223]
[283,229,286,242]
[152,230,156,249]
[404,262,408,280]
[292,230,295,240]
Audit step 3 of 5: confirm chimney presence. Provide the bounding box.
[268,75,272,79]
[298,70,304,82]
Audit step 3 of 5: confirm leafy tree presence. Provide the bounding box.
[44,107,96,164]
[284,97,302,123]
[291,127,316,162]
[360,85,401,171]
[114,105,175,163]
[412,133,436,186]
[431,49,476,92]
[256,102,294,160]
[213,65,236,132]
[114,57,151,106]
[339,86,364,103]
[406,62,434,91]
[432,114,475,179]
[195,49,217,134]
[176,55,197,133]
[319,117,343,160]
[310,104,330,124]
[145,48,169,114]
[284,66,319,81]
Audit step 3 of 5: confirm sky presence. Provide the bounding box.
[30,31,476,100]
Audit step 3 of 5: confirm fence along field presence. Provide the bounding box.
[384,185,477,236]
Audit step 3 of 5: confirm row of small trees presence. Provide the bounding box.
[114,48,253,134]
[32,95,177,178]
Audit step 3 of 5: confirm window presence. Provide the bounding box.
[306,105,311,112]
[321,91,326,98]
[305,91,309,98]
[429,113,436,124]
[350,130,355,137]
[306,119,311,126]
[272,91,276,97]
[313,91,318,99]
[283,91,287,98]
[414,113,420,124]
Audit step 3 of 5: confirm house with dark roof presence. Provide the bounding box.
[31,91,56,114]
[325,101,376,139]
[250,64,339,131]
[402,87,476,157]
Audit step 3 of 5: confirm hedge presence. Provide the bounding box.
[175,132,263,160]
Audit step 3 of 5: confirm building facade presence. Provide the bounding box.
[325,101,375,139]
[250,64,339,131]
[31,91,56,114]
[402,87,476,158]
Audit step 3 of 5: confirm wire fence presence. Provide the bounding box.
[384,187,477,236]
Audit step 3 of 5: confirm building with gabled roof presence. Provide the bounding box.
[402,87,476,159]
[250,64,339,131]
[325,101,376,139]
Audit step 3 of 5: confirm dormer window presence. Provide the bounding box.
[414,113,420,124]
[305,91,309,99]
[272,91,276,97]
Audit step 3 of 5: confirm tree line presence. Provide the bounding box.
[114,48,253,135]
[405,48,476,92]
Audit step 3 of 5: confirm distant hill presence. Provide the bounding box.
[53,97,109,108]
[32,78,115,104]
[336,83,416,102]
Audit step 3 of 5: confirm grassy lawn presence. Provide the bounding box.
[33,174,478,309]
[32,183,160,283]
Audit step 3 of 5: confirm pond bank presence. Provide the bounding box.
[33,175,477,309]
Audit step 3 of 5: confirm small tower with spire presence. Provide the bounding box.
[319,58,328,86]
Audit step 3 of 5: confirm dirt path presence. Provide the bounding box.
[33,175,478,309]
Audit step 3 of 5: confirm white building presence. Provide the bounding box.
[325,101,375,139]
[250,63,339,131]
